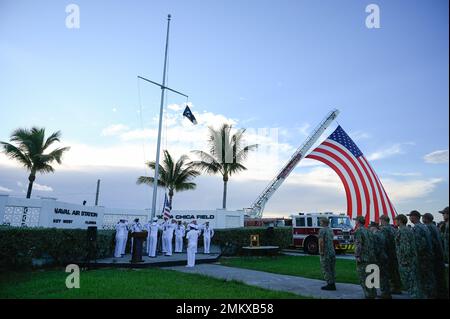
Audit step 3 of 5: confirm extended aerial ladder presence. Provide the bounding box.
[244,109,340,218]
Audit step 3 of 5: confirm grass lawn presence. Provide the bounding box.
[0,267,305,299]
[220,255,359,284]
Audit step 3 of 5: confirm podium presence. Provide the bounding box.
[130,231,148,263]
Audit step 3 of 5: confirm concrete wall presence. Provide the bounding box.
[0,195,244,229]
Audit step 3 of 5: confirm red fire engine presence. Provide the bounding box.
[292,212,354,254]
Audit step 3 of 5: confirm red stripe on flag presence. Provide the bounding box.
[362,157,388,221]
[307,154,354,218]
[323,141,371,219]
[357,157,380,223]
[312,147,362,217]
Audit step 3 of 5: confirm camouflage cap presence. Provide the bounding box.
[353,215,366,224]
[407,210,421,218]
[422,213,434,222]
[395,214,408,225]
[379,214,390,222]
[319,217,329,225]
[439,206,449,215]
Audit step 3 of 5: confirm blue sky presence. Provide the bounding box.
[0,0,448,219]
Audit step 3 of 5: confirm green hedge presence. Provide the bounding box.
[0,227,115,271]
[212,227,292,255]
[0,226,293,269]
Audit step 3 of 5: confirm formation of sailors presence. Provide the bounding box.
[114,217,215,267]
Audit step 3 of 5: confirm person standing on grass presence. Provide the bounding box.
[422,212,448,299]
[369,221,391,299]
[186,225,200,267]
[439,207,449,264]
[394,214,420,298]
[318,217,336,291]
[353,215,377,299]
[379,214,402,294]
[408,210,435,299]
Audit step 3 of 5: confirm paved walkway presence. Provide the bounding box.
[164,264,410,299]
[281,250,356,260]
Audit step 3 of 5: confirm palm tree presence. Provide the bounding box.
[1,127,70,198]
[192,123,257,209]
[137,150,200,207]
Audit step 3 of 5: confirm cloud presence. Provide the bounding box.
[424,150,449,164]
[297,123,311,136]
[388,172,422,177]
[349,131,370,141]
[382,178,443,203]
[0,185,12,193]
[33,183,53,192]
[101,124,129,136]
[367,142,414,161]
[167,103,183,111]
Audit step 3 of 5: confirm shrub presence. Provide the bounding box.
[0,227,115,271]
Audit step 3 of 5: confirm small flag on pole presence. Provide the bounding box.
[162,193,172,219]
[183,105,197,125]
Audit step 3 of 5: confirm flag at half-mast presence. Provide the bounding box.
[183,105,197,125]
[162,193,172,219]
[306,125,397,224]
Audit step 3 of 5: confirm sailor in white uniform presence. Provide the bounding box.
[202,221,214,254]
[186,225,200,267]
[121,220,129,255]
[114,219,128,258]
[174,220,185,253]
[147,217,160,257]
[165,219,176,256]
[161,217,170,254]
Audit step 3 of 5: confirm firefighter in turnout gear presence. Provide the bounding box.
[408,210,436,299]
[318,217,336,290]
[379,214,402,294]
[353,215,377,299]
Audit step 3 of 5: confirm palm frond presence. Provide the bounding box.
[1,142,32,169]
[43,131,62,150]
[136,176,166,187]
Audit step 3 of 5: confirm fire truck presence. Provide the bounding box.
[292,212,354,254]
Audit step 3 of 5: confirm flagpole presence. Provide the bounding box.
[151,14,171,220]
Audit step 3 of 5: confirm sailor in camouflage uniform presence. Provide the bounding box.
[379,215,402,294]
[369,221,391,299]
[353,215,377,299]
[408,210,436,299]
[394,214,421,298]
[422,212,448,299]
[439,207,449,264]
[318,217,336,290]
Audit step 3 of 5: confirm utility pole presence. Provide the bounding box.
[137,14,189,220]
[95,179,100,206]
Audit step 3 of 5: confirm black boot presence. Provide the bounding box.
[321,283,336,291]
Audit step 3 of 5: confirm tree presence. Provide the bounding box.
[1,127,70,198]
[192,123,257,209]
[137,150,200,206]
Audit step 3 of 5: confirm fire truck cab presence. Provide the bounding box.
[292,212,354,255]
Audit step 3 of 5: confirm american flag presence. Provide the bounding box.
[306,125,397,224]
[162,193,172,219]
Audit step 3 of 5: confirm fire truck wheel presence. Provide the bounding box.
[304,236,319,255]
